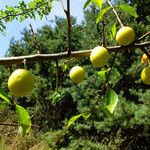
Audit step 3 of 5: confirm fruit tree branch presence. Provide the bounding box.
[0,41,150,66]
[0,12,26,21]
[102,20,106,47]
[67,0,71,55]
[29,24,40,53]
[61,0,72,55]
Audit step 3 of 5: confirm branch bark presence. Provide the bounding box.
[61,0,72,55]
[0,41,150,66]
[66,0,72,55]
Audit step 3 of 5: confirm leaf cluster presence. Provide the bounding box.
[0,0,56,32]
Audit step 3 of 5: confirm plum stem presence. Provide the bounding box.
[106,0,124,27]
[55,59,59,92]
[23,59,27,69]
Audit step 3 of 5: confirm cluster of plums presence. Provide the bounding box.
[7,26,150,98]
[69,26,150,85]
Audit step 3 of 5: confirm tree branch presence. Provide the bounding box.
[101,20,106,47]
[0,12,25,21]
[66,0,72,55]
[61,0,72,55]
[29,24,41,53]
[0,41,150,66]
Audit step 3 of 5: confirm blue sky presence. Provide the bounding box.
[0,0,87,57]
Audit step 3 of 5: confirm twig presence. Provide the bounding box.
[67,0,71,55]
[61,0,72,55]
[138,31,150,41]
[102,20,106,47]
[55,59,59,91]
[0,122,18,127]
[0,122,40,128]
[8,66,13,74]
[0,12,26,21]
[61,0,67,14]
[106,0,124,27]
[100,52,118,94]
[106,52,118,83]
[29,24,41,53]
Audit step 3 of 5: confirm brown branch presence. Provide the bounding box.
[61,0,66,14]
[102,20,106,47]
[0,41,150,66]
[66,0,71,55]
[61,0,72,56]
[29,24,41,53]
[30,24,36,44]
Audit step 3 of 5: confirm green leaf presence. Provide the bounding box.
[83,0,92,10]
[16,105,31,134]
[118,4,138,18]
[96,6,111,23]
[51,91,61,104]
[82,113,91,120]
[97,68,111,81]
[0,88,10,104]
[91,0,104,9]
[67,113,91,128]
[109,22,116,40]
[62,63,68,72]
[67,114,82,128]
[28,1,36,8]
[101,106,114,119]
[106,88,118,113]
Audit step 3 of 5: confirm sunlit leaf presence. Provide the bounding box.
[97,68,111,81]
[82,113,91,120]
[83,0,92,10]
[101,106,114,119]
[91,0,104,9]
[96,6,111,24]
[109,22,116,40]
[16,105,31,134]
[67,113,91,128]
[0,88,10,104]
[118,4,138,18]
[62,63,68,72]
[106,88,118,113]
[67,114,82,128]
